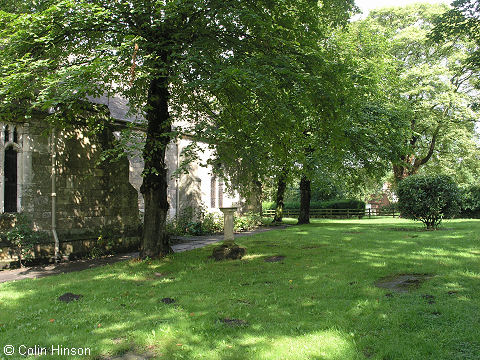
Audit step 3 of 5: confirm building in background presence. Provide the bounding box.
[0,96,238,236]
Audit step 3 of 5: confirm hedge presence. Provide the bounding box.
[263,199,365,211]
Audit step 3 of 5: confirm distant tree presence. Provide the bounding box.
[365,4,480,184]
[293,21,408,224]
[459,185,480,218]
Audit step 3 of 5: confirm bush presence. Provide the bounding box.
[166,207,263,236]
[234,212,263,232]
[0,214,49,266]
[459,186,480,218]
[378,202,399,215]
[166,206,224,236]
[202,212,224,234]
[0,213,17,231]
[262,201,276,212]
[90,225,122,258]
[397,174,460,229]
[175,206,202,235]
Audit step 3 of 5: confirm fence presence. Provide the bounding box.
[263,208,397,219]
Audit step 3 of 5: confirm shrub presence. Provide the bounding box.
[378,202,399,215]
[175,206,202,235]
[234,212,263,232]
[0,213,17,231]
[397,174,460,229]
[262,201,276,212]
[166,206,224,236]
[90,225,120,258]
[0,214,49,266]
[202,212,223,234]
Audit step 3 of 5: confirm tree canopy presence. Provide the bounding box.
[0,0,356,256]
[361,4,480,185]
[433,0,480,71]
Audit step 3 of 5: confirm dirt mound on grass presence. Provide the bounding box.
[161,297,175,304]
[220,318,248,327]
[375,273,433,292]
[264,255,285,262]
[210,242,246,261]
[58,293,83,303]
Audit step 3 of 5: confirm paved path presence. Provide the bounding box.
[171,226,283,252]
[0,226,286,284]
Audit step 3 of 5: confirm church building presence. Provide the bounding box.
[0,96,238,264]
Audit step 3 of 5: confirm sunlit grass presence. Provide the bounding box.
[1,218,480,359]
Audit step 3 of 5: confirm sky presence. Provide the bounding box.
[354,0,451,18]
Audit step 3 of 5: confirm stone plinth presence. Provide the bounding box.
[219,207,237,241]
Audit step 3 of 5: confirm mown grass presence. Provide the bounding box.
[1,218,480,359]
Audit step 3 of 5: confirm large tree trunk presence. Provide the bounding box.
[273,170,287,223]
[253,179,263,216]
[392,157,421,184]
[140,73,173,258]
[298,175,311,224]
[393,162,410,184]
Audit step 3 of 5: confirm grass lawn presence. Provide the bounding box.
[1,218,480,359]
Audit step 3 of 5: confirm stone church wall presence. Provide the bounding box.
[20,121,140,239]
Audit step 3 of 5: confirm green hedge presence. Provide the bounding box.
[263,199,365,211]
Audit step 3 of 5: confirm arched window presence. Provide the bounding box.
[4,146,17,213]
[4,125,9,143]
[13,127,18,143]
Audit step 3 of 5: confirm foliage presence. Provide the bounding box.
[263,199,365,211]
[283,179,344,203]
[0,0,357,257]
[378,202,399,215]
[432,0,480,71]
[90,225,120,259]
[167,206,204,236]
[397,174,461,229]
[0,213,17,231]
[234,212,263,232]
[0,214,49,266]
[458,185,480,218]
[167,206,223,236]
[206,1,404,220]
[202,212,224,235]
[362,4,480,184]
[167,208,263,235]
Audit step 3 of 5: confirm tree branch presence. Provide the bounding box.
[413,124,441,169]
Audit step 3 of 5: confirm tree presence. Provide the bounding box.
[364,4,480,185]
[292,19,408,224]
[397,174,460,229]
[0,0,355,257]
[432,0,480,70]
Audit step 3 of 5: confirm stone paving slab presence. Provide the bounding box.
[0,225,288,283]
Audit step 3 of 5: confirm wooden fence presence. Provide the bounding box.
[263,208,397,219]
